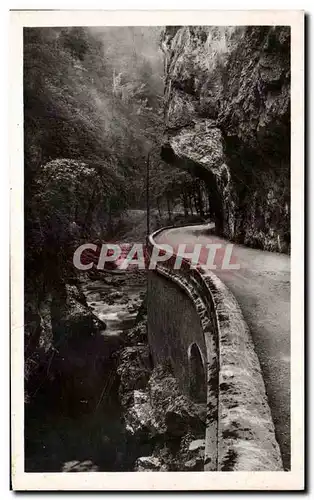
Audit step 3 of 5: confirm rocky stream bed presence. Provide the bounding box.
[25,268,206,472]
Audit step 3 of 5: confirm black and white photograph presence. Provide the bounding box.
[10,9,304,491]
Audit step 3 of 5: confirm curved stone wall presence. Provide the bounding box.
[146,227,283,471]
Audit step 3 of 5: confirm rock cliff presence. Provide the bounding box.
[24,278,110,409]
[161,26,290,252]
[117,316,206,471]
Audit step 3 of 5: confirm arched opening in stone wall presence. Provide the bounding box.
[161,144,225,235]
[188,342,206,403]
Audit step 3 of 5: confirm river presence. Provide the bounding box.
[25,270,146,472]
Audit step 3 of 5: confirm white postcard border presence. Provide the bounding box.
[10,9,304,491]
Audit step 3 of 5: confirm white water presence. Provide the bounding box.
[80,276,145,336]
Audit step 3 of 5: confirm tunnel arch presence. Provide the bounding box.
[187,342,207,403]
[160,144,225,235]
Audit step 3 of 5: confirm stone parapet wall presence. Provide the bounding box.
[146,226,283,471]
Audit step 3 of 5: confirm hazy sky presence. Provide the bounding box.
[89,26,164,82]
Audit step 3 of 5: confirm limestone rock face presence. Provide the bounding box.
[189,439,206,452]
[24,279,110,409]
[120,364,206,440]
[52,283,106,344]
[124,389,164,437]
[117,355,206,471]
[147,365,206,438]
[161,26,290,252]
[134,456,167,472]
